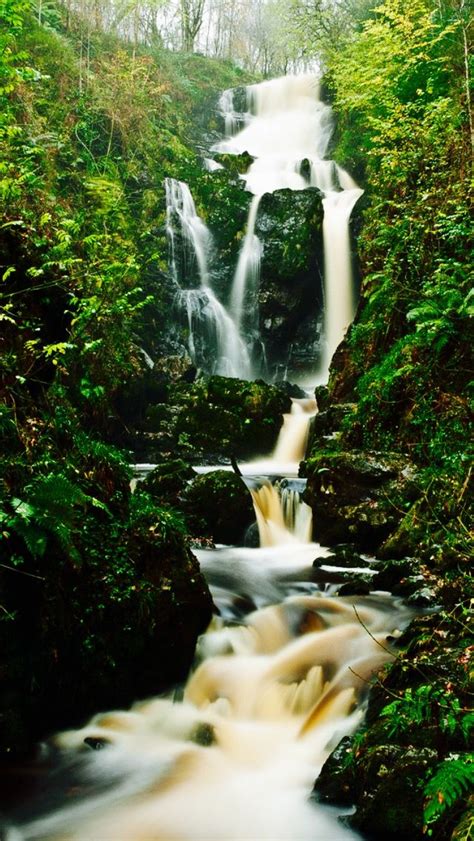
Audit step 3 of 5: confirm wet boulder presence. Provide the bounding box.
[142,459,195,506]
[302,451,420,553]
[183,470,255,545]
[349,745,437,840]
[157,376,292,463]
[0,479,213,760]
[256,189,324,374]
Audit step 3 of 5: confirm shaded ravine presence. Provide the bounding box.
[3,404,416,841]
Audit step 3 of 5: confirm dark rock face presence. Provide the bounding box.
[142,459,195,507]
[192,163,325,380]
[183,470,255,544]
[349,745,436,840]
[140,375,292,464]
[257,189,324,377]
[303,451,420,552]
[0,485,213,761]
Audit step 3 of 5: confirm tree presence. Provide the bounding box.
[179,0,205,51]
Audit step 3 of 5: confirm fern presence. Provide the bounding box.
[424,754,474,829]
[381,685,472,742]
[5,474,110,561]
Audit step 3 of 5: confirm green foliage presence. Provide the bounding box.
[0,4,249,425]
[323,0,472,568]
[424,755,474,833]
[381,685,473,743]
[1,473,109,561]
[129,489,187,541]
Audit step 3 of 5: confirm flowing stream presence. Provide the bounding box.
[6,404,415,841]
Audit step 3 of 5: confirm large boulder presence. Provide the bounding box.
[141,458,195,507]
[302,451,420,552]
[257,188,324,375]
[183,470,255,545]
[0,476,213,760]
[143,376,293,463]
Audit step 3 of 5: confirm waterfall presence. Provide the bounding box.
[273,397,317,463]
[251,481,313,547]
[8,397,416,841]
[165,75,362,382]
[212,74,362,379]
[230,195,262,329]
[165,178,252,379]
[218,88,239,137]
[12,556,414,841]
[322,189,363,365]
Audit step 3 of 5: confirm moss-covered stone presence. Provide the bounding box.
[256,189,324,373]
[183,470,255,544]
[142,459,195,506]
[142,375,292,463]
[302,450,420,551]
[0,462,213,761]
[349,745,435,839]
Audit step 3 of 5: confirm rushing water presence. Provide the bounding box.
[4,399,415,841]
[167,74,362,382]
[214,74,363,377]
[165,178,252,378]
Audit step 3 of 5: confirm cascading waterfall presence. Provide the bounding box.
[6,398,416,841]
[9,493,414,841]
[248,397,315,546]
[212,74,363,378]
[166,75,362,381]
[165,178,252,378]
[5,77,410,841]
[273,397,317,463]
[229,195,262,330]
[250,481,313,547]
[218,88,241,138]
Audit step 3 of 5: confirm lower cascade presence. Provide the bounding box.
[7,402,415,841]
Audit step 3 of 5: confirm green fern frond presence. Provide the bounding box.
[26,474,89,518]
[424,755,474,827]
[7,474,110,560]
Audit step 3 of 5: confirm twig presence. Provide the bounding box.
[0,563,45,581]
[352,605,397,657]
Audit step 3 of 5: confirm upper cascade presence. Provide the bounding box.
[214,74,363,373]
[166,74,363,382]
[214,75,333,196]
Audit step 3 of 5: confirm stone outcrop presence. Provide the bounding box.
[302,450,420,552]
[183,469,255,545]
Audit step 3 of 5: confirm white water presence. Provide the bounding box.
[11,581,413,841]
[230,194,262,330]
[166,75,362,381]
[218,88,243,138]
[165,178,252,378]
[322,186,363,365]
[212,74,363,378]
[9,406,415,841]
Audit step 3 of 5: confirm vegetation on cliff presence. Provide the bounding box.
[304,2,473,838]
[0,0,250,756]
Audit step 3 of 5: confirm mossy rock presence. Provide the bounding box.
[157,376,292,462]
[183,470,254,544]
[349,745,436,840]
[142,459,195,506]
[0,480,213,760]
[303,451,420,552]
